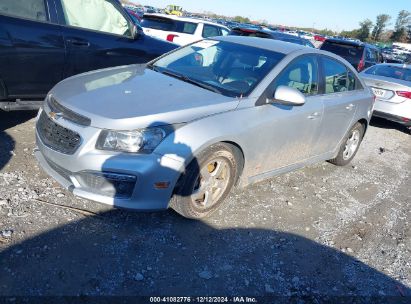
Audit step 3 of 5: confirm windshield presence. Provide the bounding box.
[365,65,411,82]
[150,40,285,97]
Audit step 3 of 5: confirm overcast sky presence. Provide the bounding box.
[133,0,409,31]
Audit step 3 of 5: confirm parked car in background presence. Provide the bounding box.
[143,5,156,13]
[124,4,144,19]
[141,14,229,45]
[0,0,178,111]
[314,34,326,42]
[383,50,410,64]
[229,27,315,48]
[225,21,241,29]
[35,36,374,219]
[360,64,411,133]
[298,31,314,40]
[125,8,142,23]
[321,39,383,72]
[285,30,299,37]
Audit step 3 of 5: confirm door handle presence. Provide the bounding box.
[307,112,321,120]
[66,39,90,47]
[106,51,123,56]
[346,104,355,111]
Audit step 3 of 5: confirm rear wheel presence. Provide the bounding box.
[329,122,365,166]
[170,143,240,219]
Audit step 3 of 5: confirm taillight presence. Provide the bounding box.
[396,91,411,99]
[357,57,365,72]
[166,34,179,42]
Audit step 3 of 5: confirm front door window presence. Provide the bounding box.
[60,0,131,37]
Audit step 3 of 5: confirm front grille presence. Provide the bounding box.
[37,111,81,155]
[47,96,91,126]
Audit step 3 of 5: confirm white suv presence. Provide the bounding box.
[141,14,229,46]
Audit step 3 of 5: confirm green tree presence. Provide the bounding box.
[317,29,336,36]
[233,16,250,23]
[392,10,410,42]
[371,14,391,41]
[340,29,360,39]
[357,19,373,41]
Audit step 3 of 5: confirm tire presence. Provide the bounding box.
[329,122,365,166]
[170,143,241,219]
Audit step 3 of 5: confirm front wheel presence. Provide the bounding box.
[170,143,240,219]
[329,122,365,166]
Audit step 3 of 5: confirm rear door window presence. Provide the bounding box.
[180,22,197,34]
[372,50,380,63]
[322,57,359,93]
[0,0,47,22]
[365,48,376,62]
[202,24,220,38]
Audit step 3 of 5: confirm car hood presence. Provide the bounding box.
[50,64,239,130]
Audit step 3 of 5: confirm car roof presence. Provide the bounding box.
[214,35,309,54]
[143,13,229,29]
[324,38,365,47]
[374,63,411,70]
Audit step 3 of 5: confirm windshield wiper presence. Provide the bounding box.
[161,70,223,95]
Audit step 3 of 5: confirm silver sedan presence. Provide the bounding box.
[35,36,374,219]
[360,63,411,133]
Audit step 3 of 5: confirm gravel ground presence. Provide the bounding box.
[0,111,410,298]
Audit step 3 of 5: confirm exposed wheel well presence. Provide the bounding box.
[173,141,245,195]
[358,118,368,134]
[221,141,245,185]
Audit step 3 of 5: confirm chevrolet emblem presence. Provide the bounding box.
[49,111,63,120]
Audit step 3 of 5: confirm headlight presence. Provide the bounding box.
[96,128,168,153]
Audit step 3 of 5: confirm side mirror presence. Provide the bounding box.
[131,24,143,39]
[268,85,306,106]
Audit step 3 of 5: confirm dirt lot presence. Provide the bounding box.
[0,110,410,298]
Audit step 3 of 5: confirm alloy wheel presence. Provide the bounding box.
[343,129,360,160]
[191,157,231,209]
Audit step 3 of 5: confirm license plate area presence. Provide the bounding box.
[372,88,386,97]
[371,87,394,100]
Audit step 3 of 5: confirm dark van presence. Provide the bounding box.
[321,39,383,73]
[229,27,315,48]
[0,0,178,110]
